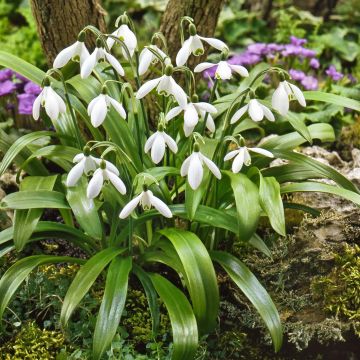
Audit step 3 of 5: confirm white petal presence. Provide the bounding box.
[144,132,157,153]
[73,153,85,163]
[53,42,78,68]
[87,96,100,115]
[194,62,216,73]
[165,106,182,121]
[199,36,228,51]
[248,99,264,122]
[138,48,154,76]
[45,90,59,120]
[32,92,42,120]
[52,89,66,113]
[190,35,204,55]
[206,114,216,133]
[149,193,172,218]
[169,77,187,108]
[232,149,245,173]
[84,156,97,174]
[108,97,126,119]
[271,82,289,116]
[244,147,251,166]
[194,102,217,114]
[91,95,107,127]
[176,37,192,66]
[188,154,203,190]
[289,83,306,107]
[261,104,275,122]
[249,147,274,158]
[81,50,97,78]
[66,159,85,187]
[79,43,90,67]
[180,155,192,176]
[119,24,137,56]
[229,64,249,77]
[184,103,199,127]
[184,124,195,137]
[230,104,248,124]
[105,52,125,76]
[107,29,120,49]
[106,170,126,195]
[157,75,171,95]
[87,169,103,198]
[119,193,143,218]
[216,61,232,80]
[163,132,178,153]
[136,77,161,99]
[151,134,166,164]
[224,150,239,161]
[200,154,221,179]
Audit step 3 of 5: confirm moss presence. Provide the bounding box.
[0,321,65,360]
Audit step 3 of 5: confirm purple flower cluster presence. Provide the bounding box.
[288,69,318,90]
[0,68,41,115]
[325,65,343,81]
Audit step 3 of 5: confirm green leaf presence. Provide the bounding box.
[93,256,132,360]
[0,255,83,321]
[1,191,69,210]
[61,247,125,327]
[13,176,58,251]
[304,91,360,112]
[283,202,320,217]
[211,251,282,352]
[225,171,261,241]
[286,112,312,143]
[259,175,286,236]
[249,234,272,258]
[149,273,198,360]
[159,228,219,334]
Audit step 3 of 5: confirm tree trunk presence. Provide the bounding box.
[30,0,107,67]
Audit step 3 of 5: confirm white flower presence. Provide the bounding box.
[87,93,126,128]
[230,99,275,124]
[181,149,221,190]
[136,72,187,108]
[81,46,124,79]
[144,129,178,164]
[87,162,126,199]
[194,60,248,80]
[107,24,137,59]
[53,40,89,68]
[166,102,217,136]
[138,45,170,76]
[32,86,66,121]
[119,189,172,218]
[271,80,306,116]
[224,145,273,173]
[66,152,97,187]
[176,33,228,66]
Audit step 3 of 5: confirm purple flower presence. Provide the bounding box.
[289,69,306,81]
[228,53,261,66]
[24,82,42,95]
[309,58,320,69]
[326,65,343,81]
[347,74,357,84]
[0,69,13,81]
[15,73,29,82]
[17,93,36,115]
[290,36,307,46]
[301,75,318,90]
[246,43,268,55]
[0,80,16,96]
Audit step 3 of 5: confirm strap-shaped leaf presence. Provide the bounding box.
[1,190,69,210]
[249,234,272,258]
[0,255,83,320]
[159,228,219,334]
[149,273,198,360]
[61,247,125,327]
[93,256,132,360]
[211,251,283,352]
[304,91,360,112]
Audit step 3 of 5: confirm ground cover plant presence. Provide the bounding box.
[0,10,360,360]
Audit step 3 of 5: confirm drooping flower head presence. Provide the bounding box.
[138,45,170,76]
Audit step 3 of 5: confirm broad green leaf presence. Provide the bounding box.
[93,256,132,360]
[304,91,360,112]
[225,171,261,241]
[0,255,83,320]
[286,112,312,143]
[259,175,286,236]
[149,273,198,360]
[1,191,69,210]
[283,202,320,217]
[249,234,272,258]
[211,251,282,352]
[159,228,219,334]
[13,175,58,251]
[61,247,125,327]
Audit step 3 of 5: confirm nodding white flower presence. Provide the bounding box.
[144,127,178,164]
[107,24,137,59]
[87,92,126,128]
[224,144,273,173]
[271,80,306,116]
[176,24,228,66]
[32,84,66,121]
[166,100,217,136]
[181,146,221,190]
[53,33,89,68]
[66,150,97,187]
[194,60,248,80]
[230,99,275,124]
[119,188,172,219]
[87,161,126,199]
[81,44,124,79]
[136,65,187,108]
[138,45,170,76]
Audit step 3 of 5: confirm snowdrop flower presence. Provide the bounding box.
[138,45,170,76]
[87,88,126,128]
[144,124,178,164]
[32,79,66,121]
[136,65,187,108]
[271,75,306,116]
[87,160,126,199]
[53,31,89,68]
[194,60,248,80]
[119,185,172,219]
[230,98,275,124]
[181,143,221,190]
[81,40,124,79]
[107,23,137,59]
[224,139,273,173]
[166,95,217,136]
[176,24,228,66]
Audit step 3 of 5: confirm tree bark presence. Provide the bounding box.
[30,0,107,67]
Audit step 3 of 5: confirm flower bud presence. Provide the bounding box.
[43,76,51,87]
[189,24,197,36]
[142,184,148,191]
[96,38,103,48]
[249,90,256,99]
[83,146,91,156]
[164,64,173,76]
[157,123,164,132]
[191,94,199,103]
[193,142,200,152]
[100,160,106,169]
[101,86,107,95]
[239,137,246,147]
